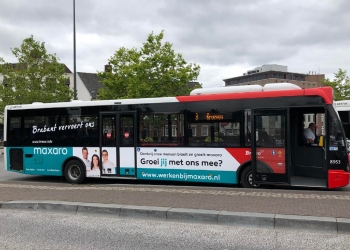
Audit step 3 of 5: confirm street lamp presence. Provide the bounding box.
[65,80,70,102]
[73,0,77,100]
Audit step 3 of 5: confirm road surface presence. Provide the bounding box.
[0,209,349,250]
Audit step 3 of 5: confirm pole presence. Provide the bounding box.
[73,0,77,100]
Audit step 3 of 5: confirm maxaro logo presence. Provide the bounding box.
[34,148,68,155]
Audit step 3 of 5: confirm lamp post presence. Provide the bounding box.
[65,80,70,102]
[73,0,77,100]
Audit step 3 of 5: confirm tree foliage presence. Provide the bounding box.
[322,69,350,101]
[0,35,73,116]
[97,31,201,99]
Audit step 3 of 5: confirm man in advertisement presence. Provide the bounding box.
[102,149,115,174]
[81,147,91,169]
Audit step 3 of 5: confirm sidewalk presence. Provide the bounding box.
[1,200,349,234]
[0,181,350,234]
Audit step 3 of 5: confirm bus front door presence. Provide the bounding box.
[251,109,289,186]
[100,112,137,177]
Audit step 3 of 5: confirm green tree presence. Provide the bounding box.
[322,69,350,101]
[0,35,73,116]
[98,31,201,99]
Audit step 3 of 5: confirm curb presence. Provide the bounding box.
[1,200,350,234]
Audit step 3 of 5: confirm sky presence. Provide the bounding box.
[0,0,349,88]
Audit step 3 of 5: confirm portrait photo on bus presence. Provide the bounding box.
[101,147,117,175]
[73,147,100,177]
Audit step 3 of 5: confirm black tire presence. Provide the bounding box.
[240,166,260,189]
[64,160,85,184]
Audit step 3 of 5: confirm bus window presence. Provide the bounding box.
[188,111,241,147]
[139,113,183,146]
[120,115,134,146]
[187,121,241,147]
[245,110,251,146]
[59,115,98,146]
[254,115,283,147]
[24,115,58,146]
[7,117,22,146]
[102,116,115,146]
[329,114,345,147]
[302,112,325,146]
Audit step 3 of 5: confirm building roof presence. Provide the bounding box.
[77,72,104,99]
[223,70,309,82]
[63,64,72,73]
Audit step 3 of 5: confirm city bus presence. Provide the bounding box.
[335,100,350,138]
[4,83,349,189]
[334,100,350,151]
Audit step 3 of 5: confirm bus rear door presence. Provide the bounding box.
[100,112,137,177]
[251,109,289,186]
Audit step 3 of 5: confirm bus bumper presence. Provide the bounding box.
[328,170,350,189]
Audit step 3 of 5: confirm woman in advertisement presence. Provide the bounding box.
[89,154,101,177]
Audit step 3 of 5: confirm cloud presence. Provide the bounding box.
[0,0,349,87]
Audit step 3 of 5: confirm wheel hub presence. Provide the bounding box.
[68,165,81,180]
[247,171,260,188]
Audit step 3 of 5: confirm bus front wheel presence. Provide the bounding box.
[241,167,260,189]
[64,160,85,184]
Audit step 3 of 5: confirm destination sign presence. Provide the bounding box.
[192,112,226,121]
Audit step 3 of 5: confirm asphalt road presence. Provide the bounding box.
[0,209,349,250]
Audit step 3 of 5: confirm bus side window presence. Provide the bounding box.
[188,127,193,138]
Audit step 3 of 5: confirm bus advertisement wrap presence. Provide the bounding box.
[136,147,285,183]
[137,147,237,183]
[12,146,285,183]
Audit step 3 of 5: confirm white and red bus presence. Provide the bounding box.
[4,83,349,189]
[335,100,350,139]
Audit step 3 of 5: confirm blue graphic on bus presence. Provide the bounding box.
[6,147,73,176]
[160,158,167,167]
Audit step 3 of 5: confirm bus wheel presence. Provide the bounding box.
[241,167,260,189]
[64,160,85,184]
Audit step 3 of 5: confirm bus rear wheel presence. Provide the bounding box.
[64,160,85,184]
[241,166,260,189]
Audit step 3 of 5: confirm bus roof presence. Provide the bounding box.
[5,86,334,111]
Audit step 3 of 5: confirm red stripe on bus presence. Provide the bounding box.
[224,148,251,164]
